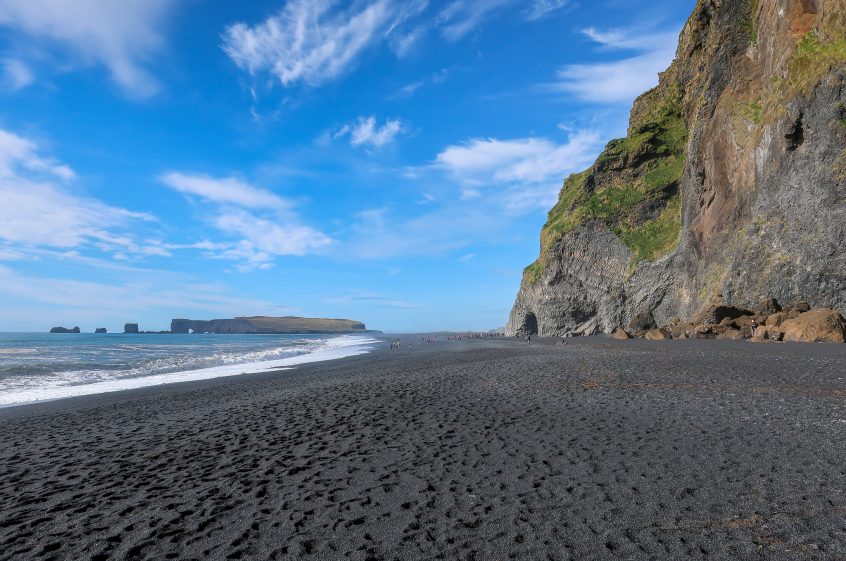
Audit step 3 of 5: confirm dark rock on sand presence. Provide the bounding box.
[781,309,846,343]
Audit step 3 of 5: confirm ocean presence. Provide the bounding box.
[0,332,380,407]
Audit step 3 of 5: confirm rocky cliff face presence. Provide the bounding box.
[508,0,846,336]
[170,316,368,334]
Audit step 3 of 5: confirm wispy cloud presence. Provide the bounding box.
[550,26,679,104]
[222,0,403,88]
[223,0,574,91]
[435,130,601,186]
[334,116,404,149]
[160,172,292,210]
[437,0,512,41]
[0,0,176,97]
[523,0,570,22]
[0,128,162,257]
[339,127,602,260]
[388,67,450,99]
[161,172,331,271]
[1,58,34,90]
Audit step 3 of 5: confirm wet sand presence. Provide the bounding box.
[1,337,845,560]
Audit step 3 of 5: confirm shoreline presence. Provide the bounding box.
[2,338,846,559]
[2,335,844,418]
[0,333,384,410]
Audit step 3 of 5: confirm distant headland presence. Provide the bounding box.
[49,317,370,335]
[170,316,368,334]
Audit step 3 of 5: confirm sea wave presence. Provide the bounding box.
[0,335,380,408]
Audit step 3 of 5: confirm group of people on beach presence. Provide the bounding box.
[388,333,503,350]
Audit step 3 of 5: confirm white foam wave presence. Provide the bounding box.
[0,335,380,407]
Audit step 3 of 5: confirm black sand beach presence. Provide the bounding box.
[2,337,846,560]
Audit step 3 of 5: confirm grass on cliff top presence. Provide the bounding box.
[523,87,687,285]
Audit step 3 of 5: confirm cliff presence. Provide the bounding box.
[170,316,368,334]
[508,0,846,336]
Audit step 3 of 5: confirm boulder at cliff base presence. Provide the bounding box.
[781,309,846,343]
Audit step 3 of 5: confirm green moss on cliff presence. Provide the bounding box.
[782,32,846,97]
[523,87,687,285]
[746,0,760,43]
[762,28,846,122]
[616,196,682,263]
[741,100,763,124]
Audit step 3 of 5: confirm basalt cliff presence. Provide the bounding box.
[508,0,846,336]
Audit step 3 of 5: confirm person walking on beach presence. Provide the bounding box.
[750,319,758,338]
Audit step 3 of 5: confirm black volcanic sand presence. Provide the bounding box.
[2,338,846,561]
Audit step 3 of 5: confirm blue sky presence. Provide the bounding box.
[0,0,695,333]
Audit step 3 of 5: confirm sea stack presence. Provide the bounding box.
[49,326,81,334]
[508,0,846,336]
[124,323,139,334]
[95,328,107,334]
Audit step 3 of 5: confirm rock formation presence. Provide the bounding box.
[49,326,80,334]
[781,308,846,342]
[95,328,107,334]
[124,323,139,334]
[170,316,368,334]
[508,0,846,336]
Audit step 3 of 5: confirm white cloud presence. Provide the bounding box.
[523,0,569,21]
[223,0,566,90]
[222,0,400,87]
[215,210,331,258]
[0,0,175,97]
[162,172,332,270]
[438,0,512,41]
[335,116,403,149]
[1,58,34,90]
[339,128,605,260]
[388,67,450,99]
[435,130,601,185]
[0,128,159,255]
[551,27,679,104]
[159,172,292,210]
[390,80,424,99]
[0,129,74,180]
